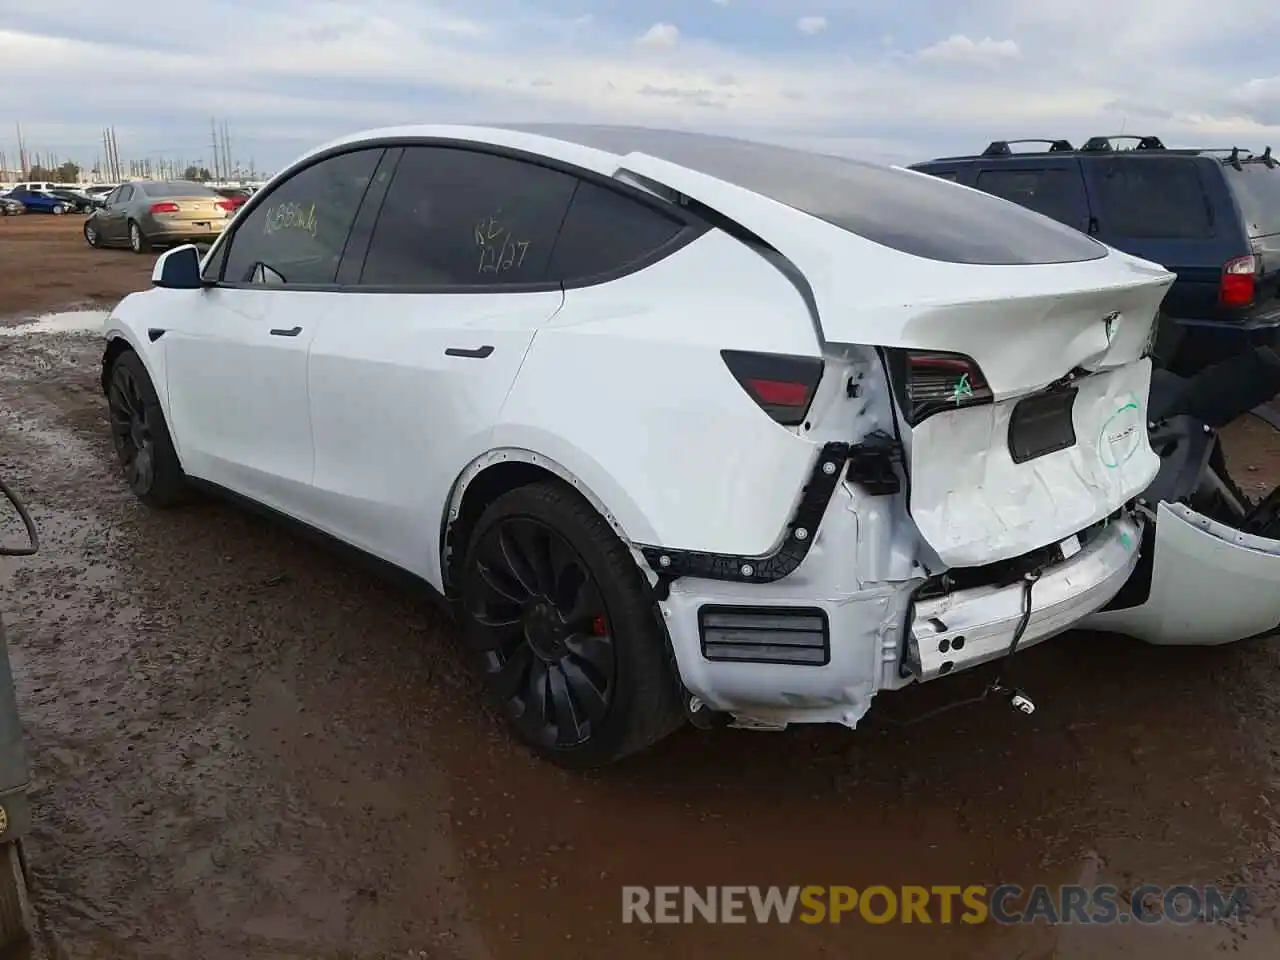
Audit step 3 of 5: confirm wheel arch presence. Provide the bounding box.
[440,446,656,595]
[100,328,184,460]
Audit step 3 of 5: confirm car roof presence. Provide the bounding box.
[310,122,1005,250]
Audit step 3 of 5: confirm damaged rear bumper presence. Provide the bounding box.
[907,513,1143,681]
[658,511,1144,729]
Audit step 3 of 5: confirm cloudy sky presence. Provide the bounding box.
[2,0,1280,176]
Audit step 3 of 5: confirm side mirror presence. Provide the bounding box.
[152,245,204,290]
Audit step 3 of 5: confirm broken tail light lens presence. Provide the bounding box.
[1220,254,1258,308]
[890,349,994,425]
[721,349,824,426]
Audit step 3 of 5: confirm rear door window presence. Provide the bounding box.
[974,167,1088,229]
[547,180,686,284]
[1091,158,1214,239]
[1225,163,1280,238]
[358,146,579,287]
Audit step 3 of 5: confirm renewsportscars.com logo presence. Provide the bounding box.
[621,884,1248,925]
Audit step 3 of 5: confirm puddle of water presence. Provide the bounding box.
[0,311,109,338]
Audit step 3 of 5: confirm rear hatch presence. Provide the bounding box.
[612,144,1174,567]
[1083,154,1280,325]
[1222,158,1280,321]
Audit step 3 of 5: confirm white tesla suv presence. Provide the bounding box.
[98,124,1280,767]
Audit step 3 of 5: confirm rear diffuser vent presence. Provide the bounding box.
[698,606,830,666]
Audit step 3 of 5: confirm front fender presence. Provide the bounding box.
[101,294,182,457]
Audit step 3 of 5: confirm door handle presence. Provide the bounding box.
[445,345,494,359]
[269,326,303,337]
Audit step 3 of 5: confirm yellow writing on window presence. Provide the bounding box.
[264,201,318,238]
[475,214,530,275]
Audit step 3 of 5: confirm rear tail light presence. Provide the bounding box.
[215,200,234,211]
[721,349,823,426]
[1220,255,1258,308]
[149,201,180,214]
[890,349,993,425]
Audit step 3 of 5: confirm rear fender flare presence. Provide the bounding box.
[442,445,659,587]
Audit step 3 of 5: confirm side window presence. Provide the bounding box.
[974,168,1086,228]
[117,186,133,203]
[359,147,578,287]
[1092,158,1214,239]
[546,180,685,283]
[221,148,382,286]
[1226,165,1280,238]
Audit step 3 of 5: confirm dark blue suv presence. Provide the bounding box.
[911,136,1280,374]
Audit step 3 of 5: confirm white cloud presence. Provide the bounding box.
[636,22,680,48]
[797,16,828,36]
[916,34,1021,67]
[1,0,1279,174]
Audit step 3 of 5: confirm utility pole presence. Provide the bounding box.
[210,118,221,183]
[222,119,233,181]
[15,123,27,176]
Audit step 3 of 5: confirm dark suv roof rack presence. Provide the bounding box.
[1080,135,1166,152]
[981,138,1074,157]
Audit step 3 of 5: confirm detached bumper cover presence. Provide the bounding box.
[909,514,1143,681]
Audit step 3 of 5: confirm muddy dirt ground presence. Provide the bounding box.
[3,216,1280,958]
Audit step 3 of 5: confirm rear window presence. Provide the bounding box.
[1225,163,1280,237]
[1092,157,1214,239]
[143,182,219,198]
[974,168,1085,229]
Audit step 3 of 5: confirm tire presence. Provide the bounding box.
[105,350,189,507]
[458,481,685,768]
[51,204,66,216]
[0,841,34,950]
[84,221,100,248]
[128,221,151,254]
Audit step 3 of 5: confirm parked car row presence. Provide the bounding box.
[0,181,110,215]
[96,124,1280,768]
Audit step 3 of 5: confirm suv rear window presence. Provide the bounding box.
[974,168,1085,229]
[1225,163,1280,238]
[1092,157,1214,239]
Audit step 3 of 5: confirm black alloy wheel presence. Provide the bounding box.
[465,516,617,750]
[107,361,155,495]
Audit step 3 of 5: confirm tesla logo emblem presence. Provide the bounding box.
[1102,311,1119,343]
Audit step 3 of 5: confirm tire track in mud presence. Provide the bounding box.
[1,328,1280,958]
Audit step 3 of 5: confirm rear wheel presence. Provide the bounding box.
[458,482,684,768]
[128,221,150,254]
[51,204,67,216]
[106,350,189,507]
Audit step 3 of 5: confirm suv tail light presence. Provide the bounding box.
[890,349,993,425]
[721,350,823,426]
[1220,255,1258,308]
[149,201,180,214]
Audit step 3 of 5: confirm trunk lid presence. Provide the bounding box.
[161,198,221,221]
